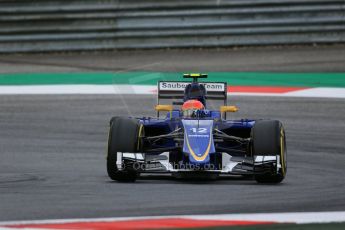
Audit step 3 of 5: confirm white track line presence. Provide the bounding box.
[1,211,344,226]
[0,85,154,95]
[189,211,345,224]
[286,87,345,98]
[0,85,344,98]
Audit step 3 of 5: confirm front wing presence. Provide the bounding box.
[117,152,282,176]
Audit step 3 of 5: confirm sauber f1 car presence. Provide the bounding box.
[107,74,287,183]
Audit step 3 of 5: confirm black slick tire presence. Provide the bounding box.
[107,117,141,182]
[252,120,287,184]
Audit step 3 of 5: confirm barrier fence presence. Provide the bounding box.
[0,0,344,53]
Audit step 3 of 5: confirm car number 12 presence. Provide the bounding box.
[190,128,207,133]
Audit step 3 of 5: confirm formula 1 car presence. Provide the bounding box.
[107,74,287,183]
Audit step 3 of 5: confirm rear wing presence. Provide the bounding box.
[157,81,227,106]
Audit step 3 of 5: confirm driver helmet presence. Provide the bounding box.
[181,99,204,118]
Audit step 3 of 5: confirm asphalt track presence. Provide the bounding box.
[1,45,345,73]
[0,94,344,221]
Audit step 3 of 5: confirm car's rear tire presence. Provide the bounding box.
[107,117,141,182]
[252,120,287,184]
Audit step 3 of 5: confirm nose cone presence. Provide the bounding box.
[182,119,215,166]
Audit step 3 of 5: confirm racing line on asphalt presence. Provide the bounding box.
[0,95,344,223]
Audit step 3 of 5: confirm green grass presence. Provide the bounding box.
[0,72,345,87]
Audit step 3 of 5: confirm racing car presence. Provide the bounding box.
[107,74,287,183]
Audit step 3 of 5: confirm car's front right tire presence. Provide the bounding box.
[107,117,141,182]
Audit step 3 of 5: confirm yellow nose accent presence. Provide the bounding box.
[185,127,212,161]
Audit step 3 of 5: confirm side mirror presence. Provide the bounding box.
[220,105,239,113]
[155,104,173,112]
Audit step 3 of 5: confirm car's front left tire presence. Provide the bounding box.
[251,120,287,184]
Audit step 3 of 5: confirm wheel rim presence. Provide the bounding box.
[280,128,287,176]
